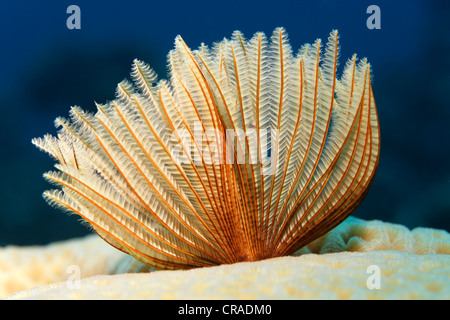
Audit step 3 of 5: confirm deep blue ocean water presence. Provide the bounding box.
[0,0,449,245]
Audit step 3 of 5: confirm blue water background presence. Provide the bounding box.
[0,0,449,245]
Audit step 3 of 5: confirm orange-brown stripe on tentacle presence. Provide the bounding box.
[271,65,367,254]
[277,68,376,256]
[270,33,340,249]
[275,76,369,256]
[174,60,242,253]
[264,28,287,245]
[95,115,230,263]
[229,42,259,260]
[159,85,222,220]
[62,105,229,263]
[266,57,304,249]
[310,77,380,245]
[176,65,227,215]
[131,96,223,236]
[112,100,229,259]
[46,172,221,265]
[170,72,236,252]
[193,43,259,261]
[44,192,209,269]
[266,40,322,249]
[289,81,379,254]
[157,89,236,261]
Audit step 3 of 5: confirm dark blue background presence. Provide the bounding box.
[0,0,449,245]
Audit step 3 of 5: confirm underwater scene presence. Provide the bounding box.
[0,0,448,300]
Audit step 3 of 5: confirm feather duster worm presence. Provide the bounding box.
[33,28,380,269]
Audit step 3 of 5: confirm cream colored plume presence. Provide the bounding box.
[32,28,380,269]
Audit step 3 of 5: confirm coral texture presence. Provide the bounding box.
[7,251,449,299]
[3,217,449,299]
[0,235,126,298]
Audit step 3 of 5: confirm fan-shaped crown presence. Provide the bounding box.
[33,28,380,269]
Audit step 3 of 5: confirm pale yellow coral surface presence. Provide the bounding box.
[2,217,450,299]
[8,251,450,299]
[0,235,127,298]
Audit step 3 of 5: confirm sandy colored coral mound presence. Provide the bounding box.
[2,217,450,299]
[298,217,450,255]
[0,235,127,298]
[7,251,450,299]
